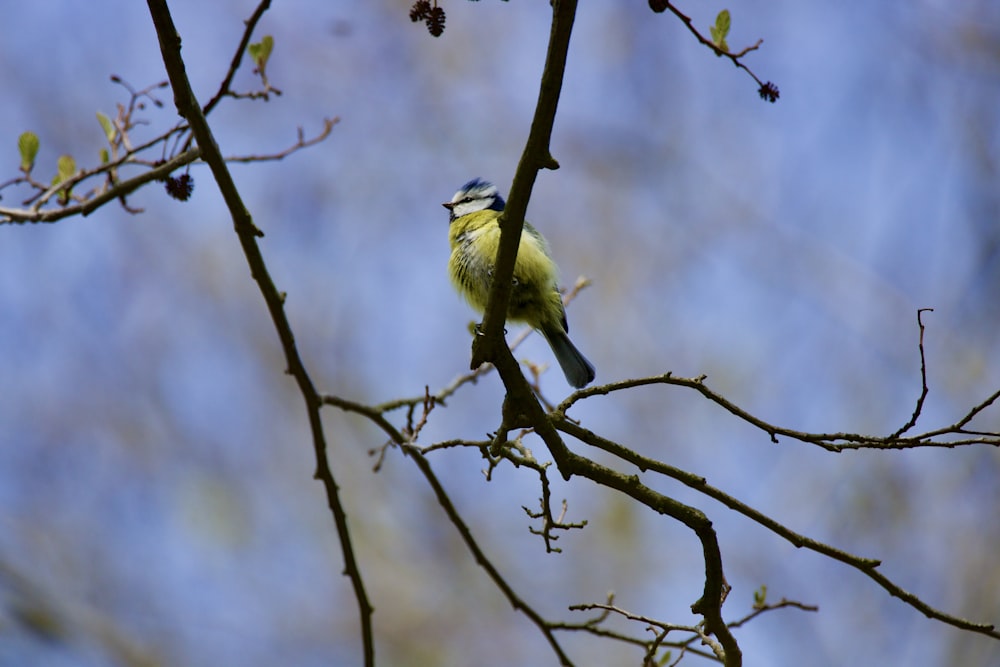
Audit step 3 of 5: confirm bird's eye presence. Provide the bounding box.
[461,197,473,203]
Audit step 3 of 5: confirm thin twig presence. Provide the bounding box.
[223,118,339,163]
[661,2,769,90]
[726,598,819,631]
[954,389,1000,429]
[569,601,723,663]
[557,372,1000,452]
[202,0,272,116]
[891,308,934,438]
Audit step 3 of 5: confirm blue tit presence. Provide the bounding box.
[444,178,596,388]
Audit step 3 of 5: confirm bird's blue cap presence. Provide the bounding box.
[458,178,505,211]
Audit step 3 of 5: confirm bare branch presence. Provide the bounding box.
[470,0,576,374]
[223,117,339,163]
[202,0,272,116]
[953,388,1000,430]
[890,308,934,438]
[657,2,777,100]
[569,601,716,662]
[726,598,819,630]
[146,3,374,667]
[401,445,576,666]
[553,418,1000,641]
[557,370,1000,452]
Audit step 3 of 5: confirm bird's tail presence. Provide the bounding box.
[541,326,596,389]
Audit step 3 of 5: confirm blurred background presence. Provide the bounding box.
[1,1,998,665]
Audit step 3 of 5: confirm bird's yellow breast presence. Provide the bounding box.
[448,209,562,327]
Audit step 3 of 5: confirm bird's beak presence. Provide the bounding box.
[442,202,454,210]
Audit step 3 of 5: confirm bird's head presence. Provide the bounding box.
[442,178,506,220]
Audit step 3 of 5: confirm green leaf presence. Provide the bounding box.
[96,111,116,143]
[56,154,77,183]
[99,147,110,164]
[51,166,73,205]
[18,131,39,172]
[248,34,274,72]
[710,9,731,52]
[753,584,767,607]
[54,154,78,204]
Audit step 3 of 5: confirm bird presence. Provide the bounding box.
[443,178,595,388]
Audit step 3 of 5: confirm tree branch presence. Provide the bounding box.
[656,1,776,99]
[557,373,1000,452]
[318,395,577,665]
[402,446,575,666]
[471,0,575,372]
[552,448,743,665]
[553,418,1000,641]
[145,3,374,666]
[201,0,272,116]
[890,307,934,438]
[0,148,200,224]
[0,112,334,226]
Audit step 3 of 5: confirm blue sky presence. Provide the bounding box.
[1,1,998,666]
